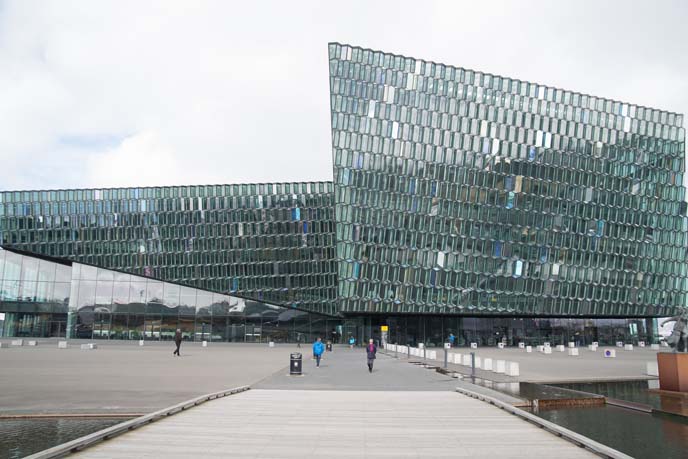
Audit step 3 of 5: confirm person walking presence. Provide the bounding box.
[312,337,325,367]
[349,335,355,349]
[366,338,377,373]
[448,333,456,348]
[173,329,182,356]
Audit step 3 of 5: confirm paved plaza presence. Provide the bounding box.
[0,340,290,415]
[2,340,640,457]
[397,345,663,383]
[1,340,664,417]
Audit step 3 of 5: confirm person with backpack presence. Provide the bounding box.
[366,338,377,373]
[312,337,325,367]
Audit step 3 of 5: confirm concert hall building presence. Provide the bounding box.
[1,43,686,347]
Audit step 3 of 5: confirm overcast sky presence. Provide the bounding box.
[1,0,686,191]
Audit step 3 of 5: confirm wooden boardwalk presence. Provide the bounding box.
[74,389,596,458]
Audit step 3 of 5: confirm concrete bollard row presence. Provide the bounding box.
[445,352,519,377]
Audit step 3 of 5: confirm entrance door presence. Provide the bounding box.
[144,315,161,341]
[93,312,111,339]
[195,321,211,342]
[244,323,261,342]
[49,321,67,338]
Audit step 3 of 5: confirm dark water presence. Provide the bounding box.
[534,405,688,459]
[0,418,128,459]
[552,380,688,417]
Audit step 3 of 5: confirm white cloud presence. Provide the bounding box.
[86,130,183,188]
[0,0,686,191]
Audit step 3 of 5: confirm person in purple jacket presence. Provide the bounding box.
[366,338,377,373]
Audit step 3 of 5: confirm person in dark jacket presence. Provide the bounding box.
[173,329,182,356]
[366,338,377,373]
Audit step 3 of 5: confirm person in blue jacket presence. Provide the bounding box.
[312,337,325,367]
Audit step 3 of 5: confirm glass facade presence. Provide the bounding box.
[0,182,337,315]
[1,43,687,344]
[329,43,687,317]
[345,315,658,348]
[0,247,338,341]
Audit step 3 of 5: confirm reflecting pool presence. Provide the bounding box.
[0,417,128,459]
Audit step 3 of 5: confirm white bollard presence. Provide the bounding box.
[592,341,599,347]
[453,353,463,365]
[418,343,424,349]
[470,342,478,349]
[646,362,659,376]
[543,342,551,348]
[537,345,544,353]
[568,342,575,348]
[202,341,208,347]
[27,340,38,346]
[80,343,97,350]
[506,361,520,376]
[482,358,493,371]
[526,346,532,353]
[604,349,616,358]
[638,341,645,348]
[650,344,660,350]
[497,342,505,349]
[428,350,437,360]
[269,341,275,347]
[544,347,552,354]
[474,356,482,368]
[462,354,472,366]
[616,341,624,348]
[518,342,525,349]
[139,340,144,346]
[495,360,506,374]
[58,341,68,349]
[624,344,634,351]
[556,345,565,352]
[568,348,579,356]
[11,339,23,346]
[588,344,598,352]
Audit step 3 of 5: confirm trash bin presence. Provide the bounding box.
[326,341,333,352]
[290,352,302,375]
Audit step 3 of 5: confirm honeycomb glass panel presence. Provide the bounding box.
[329,42,687,317]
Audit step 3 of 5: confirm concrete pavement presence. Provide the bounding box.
[403,345,663,383]
[0,340,292,415]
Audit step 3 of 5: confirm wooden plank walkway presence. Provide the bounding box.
[74,389,596,458]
